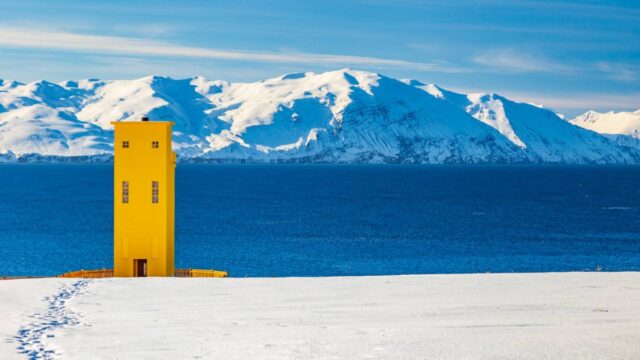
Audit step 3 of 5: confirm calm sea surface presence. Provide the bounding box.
[0,164,639,277]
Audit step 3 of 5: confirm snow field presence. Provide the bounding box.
[1,272,639,359]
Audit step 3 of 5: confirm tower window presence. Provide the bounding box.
[122,181,129,203]
[152,181,159,203]
[152,141,159,148]
[122,141,129,148]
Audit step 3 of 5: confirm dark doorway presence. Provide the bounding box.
[134,259,147,277]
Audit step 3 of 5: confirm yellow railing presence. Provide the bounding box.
[8,267,229,279]
[58,269,114,278]
[175,268,228,278]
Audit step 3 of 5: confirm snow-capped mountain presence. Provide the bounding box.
[198,70,524,163]
[407,81,639,163]
[569,109,640,150]
[571,110,640,138]
[0,69,638,163]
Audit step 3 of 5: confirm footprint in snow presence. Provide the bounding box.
[12,280,90,360]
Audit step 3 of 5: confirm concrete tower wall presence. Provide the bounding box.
[112,121,175,277]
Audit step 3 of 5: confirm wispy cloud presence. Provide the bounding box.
[473,48,575,74]
[596,62,638,83]
[503,91,640,116]
[473,48,639,83]
[0,27,461,73]
[354,0,640,16]
[112,23,176,37]
[472,0,640,20]
[439,85,640,116]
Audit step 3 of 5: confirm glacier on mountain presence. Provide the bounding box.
[0,69,638,163]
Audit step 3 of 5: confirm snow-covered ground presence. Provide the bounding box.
[1,272,639,359]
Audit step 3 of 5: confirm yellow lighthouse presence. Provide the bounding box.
[112,118,176,277]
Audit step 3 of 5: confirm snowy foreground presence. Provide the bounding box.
[2,273,640,359]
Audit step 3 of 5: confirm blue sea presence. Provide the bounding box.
[0,164,639,277]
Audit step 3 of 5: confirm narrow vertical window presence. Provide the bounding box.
[122,141,129,148]
[152,181,159,204]
[152,141,159,148]
[122,181,129,203]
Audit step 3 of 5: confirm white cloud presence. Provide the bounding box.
[440,85,640,116]
[596,62,638,83]
[112,24,176,36]
[474,49,639,84]
[0,27,460,72]
[503,91,640,116]
[474,48,575,74]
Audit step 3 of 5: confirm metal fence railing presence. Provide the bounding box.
[3,268,228,279]
[58,269,114,278]
[175,268,228,278]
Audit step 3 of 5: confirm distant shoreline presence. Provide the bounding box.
[4,156,640,166]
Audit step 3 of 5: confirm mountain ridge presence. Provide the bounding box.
[571,109,640,138]
[1,69,639,164]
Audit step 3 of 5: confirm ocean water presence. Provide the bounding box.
[0,164,639,277]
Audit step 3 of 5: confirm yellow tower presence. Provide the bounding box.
[112,118,176,277]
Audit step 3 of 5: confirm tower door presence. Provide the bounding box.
[134,259,147,277]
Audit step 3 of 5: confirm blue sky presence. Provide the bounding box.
[0,0,638,116]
